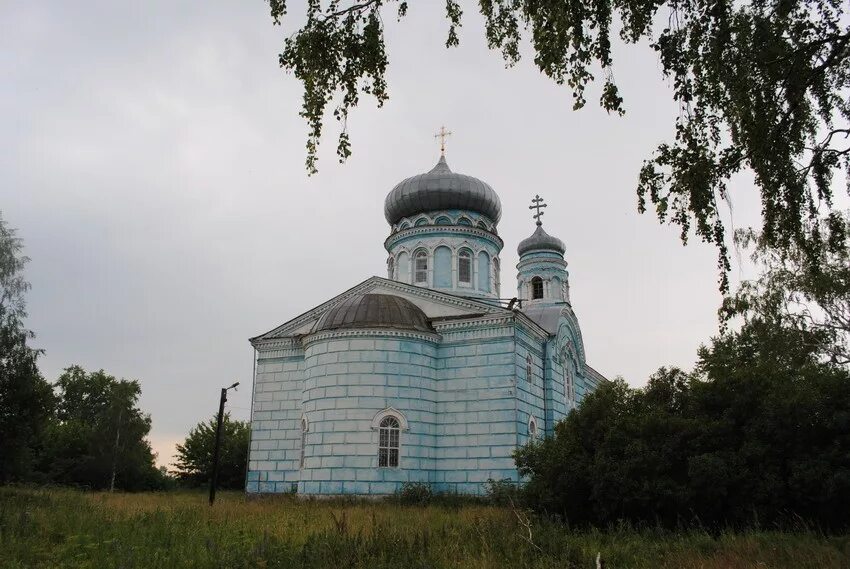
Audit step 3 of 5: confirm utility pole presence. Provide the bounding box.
[209,381,239,506]
[109,407,122,493]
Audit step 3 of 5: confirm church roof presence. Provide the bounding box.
[517,224,566,256]
[384,156,502,225]
[311,293,433,334]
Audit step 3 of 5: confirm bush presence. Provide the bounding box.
[395,482,432,505]
[516,322,850,530]
[485,478,522,507]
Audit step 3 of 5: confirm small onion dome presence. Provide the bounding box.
[517,224,566,256]
[312,293,432,333]
[384,156,502,225]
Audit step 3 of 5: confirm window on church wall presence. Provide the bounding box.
[378,416,400,467]
[529,416,538,438]
[387,257,395,280]
[564,359,576,407]
[300,418,308,469]
[494,258,500,295]
[458,249,472,284]
[526,354,533,383]
[531,277,544,300]
[414,250,428,284]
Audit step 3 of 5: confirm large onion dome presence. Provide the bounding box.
[517,224,566,256]
[384,156,502,224]
[312,293,432,333]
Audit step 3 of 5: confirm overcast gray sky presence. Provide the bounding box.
[3,1,774,465]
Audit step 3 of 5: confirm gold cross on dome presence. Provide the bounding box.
[530,195,547,226]
[434,126,452,156]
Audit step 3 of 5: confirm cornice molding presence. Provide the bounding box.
[302,327,441,346]
[517,257,568,270]
[385,225,503,251]
[431,314,515,331]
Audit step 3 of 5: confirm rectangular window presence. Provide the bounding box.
[414,254,428,284]
[458,251,471,284]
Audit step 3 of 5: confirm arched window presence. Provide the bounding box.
[378,416,400,467]
[528,416,538,439]
[564,352,576,408]
[531,276,544,300]
[458,249,472,284]
[493,258,500,295]
[526,354,533,383]
[414,250,428,284]
[478,251,490,292]
[299,417,308,469]
[387,257,395,280]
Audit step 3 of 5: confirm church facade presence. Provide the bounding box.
[246,154,606,496]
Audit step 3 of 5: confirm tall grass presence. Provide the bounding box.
[1,487,848,568]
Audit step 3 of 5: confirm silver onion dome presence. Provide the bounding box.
[517,224,566,256]
[384,156,502,225]
[312,294,433,334]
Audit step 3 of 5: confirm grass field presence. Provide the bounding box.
[1,487,849,568]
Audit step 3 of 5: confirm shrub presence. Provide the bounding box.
[395,482,432,506]
[516,322,850,530]
[485,478,522,507]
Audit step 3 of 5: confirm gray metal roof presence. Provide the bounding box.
[311,293,433,334]
[384,156,502,224]
[517,224,566,256]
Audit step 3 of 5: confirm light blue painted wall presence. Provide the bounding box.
[247,313,596,496]
[298,333,438,495]
[247,352,305,494]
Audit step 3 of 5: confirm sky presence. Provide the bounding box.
[2,1,771,466]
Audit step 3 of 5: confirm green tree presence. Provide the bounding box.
[0,212,55,483]
[173,413,250,490]
[42,366,163,491]
[723,212,849,364]
[266,0,849,290]
[516,322,850,529]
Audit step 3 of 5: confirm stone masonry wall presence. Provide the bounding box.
[299,331,438,495]
[246,345,305,494]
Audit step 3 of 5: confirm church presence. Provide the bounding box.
[246,147,607,496]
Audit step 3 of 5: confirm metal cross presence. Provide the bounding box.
[529,195,547,225]
[434,126,452,155]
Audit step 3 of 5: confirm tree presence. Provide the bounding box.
[173,413,250,490]
[723,211,849,365]
[516,321,850,529]
[41,366,163,491]
[266,0,849,290]
[0,212,55,482]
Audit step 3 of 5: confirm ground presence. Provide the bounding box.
[1,487,849,568]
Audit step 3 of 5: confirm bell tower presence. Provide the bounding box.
[516,195,569,305]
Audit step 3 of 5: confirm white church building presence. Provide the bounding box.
[246,152,606,495]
